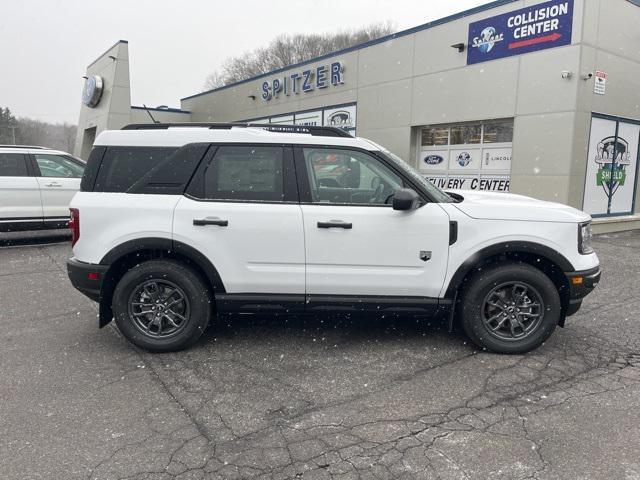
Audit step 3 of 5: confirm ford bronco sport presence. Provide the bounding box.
[66,123,600,353]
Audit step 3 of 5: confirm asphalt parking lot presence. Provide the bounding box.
[1,231,639,480]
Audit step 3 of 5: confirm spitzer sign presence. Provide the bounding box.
[467,0,573,65]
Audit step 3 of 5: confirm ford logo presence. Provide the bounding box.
[423,155,444,165]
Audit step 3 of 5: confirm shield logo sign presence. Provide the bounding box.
[594,136,629,198]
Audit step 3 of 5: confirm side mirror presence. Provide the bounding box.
[392,188,420,211]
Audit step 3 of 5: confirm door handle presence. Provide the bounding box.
[44,182,62,187]
[193,217,228,227]
[317,220,352,229]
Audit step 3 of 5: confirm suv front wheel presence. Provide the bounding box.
[459,262,561,354]
[112,260,212,352]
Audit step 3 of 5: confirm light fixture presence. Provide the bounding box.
[451,43,465,53]
[108,55,117,61]
[247,94,256,100]
[560,70,573,79]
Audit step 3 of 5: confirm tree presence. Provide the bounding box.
[0,107,18,144]
[203,21,395,90]
[15,118,78,152]
[0,106,77,152]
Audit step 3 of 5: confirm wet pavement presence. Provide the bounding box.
[1,231,639,479]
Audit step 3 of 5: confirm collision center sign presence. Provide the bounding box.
[467,0,573,65]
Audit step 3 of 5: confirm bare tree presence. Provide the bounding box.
[0,109,77,152]
[203,21,395,90]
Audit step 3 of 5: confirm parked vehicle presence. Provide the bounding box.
[66,123,600,354]
[0,145,85,232]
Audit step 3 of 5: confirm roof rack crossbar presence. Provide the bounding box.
[121,122,353,138]
[0,144,48,149]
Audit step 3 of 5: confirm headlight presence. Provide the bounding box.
[578,221,594,254]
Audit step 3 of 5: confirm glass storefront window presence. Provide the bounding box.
[483,120,514,143]
[450,124,481,145]
[421,127,449,146]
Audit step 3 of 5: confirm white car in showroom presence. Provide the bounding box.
[0,145,85,232]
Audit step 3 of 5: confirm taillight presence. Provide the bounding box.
[69,208,80,247]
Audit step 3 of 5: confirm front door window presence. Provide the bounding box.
[302,148,403,205]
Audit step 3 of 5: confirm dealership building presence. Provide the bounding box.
[75,0,640,232]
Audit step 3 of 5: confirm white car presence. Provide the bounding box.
[66,123,600,354]
[0,145,85,232]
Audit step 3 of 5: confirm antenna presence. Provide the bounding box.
[142,104,159,124]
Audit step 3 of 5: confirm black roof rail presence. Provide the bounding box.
[121,122,353,138]
[0,144,48,149]
[248,124,353,138]
[122,122,245,130]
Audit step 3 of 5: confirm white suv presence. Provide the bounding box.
[0,145,85,232]
[66,123,600,354]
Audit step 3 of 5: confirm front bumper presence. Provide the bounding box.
[66,257,109,302]
[564,266,601,316]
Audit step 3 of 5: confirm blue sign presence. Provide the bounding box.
[467,0,573,65]
[423,154,444,165]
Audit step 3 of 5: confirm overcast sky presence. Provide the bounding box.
[0,0,487,124]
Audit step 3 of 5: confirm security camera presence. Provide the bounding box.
[581,72,594,80]
[560,70,573,79]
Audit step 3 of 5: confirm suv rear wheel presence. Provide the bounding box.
[459,262,560,354]
[112,260,212,352]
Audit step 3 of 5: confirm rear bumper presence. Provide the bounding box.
[66,257,108,302]
[564,266,601,316]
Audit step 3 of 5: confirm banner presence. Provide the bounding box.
[583,116,640,216]
[426,174,510,192]
[294,110,322,126]
[467,0,573,65]
[323,105,356,130]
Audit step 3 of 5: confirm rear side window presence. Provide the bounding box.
[94,147,176,192]
[0,153,28,177]
[202,146,284,201]
[80,147,106,192]
[128,144,210,195]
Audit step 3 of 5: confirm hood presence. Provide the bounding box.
[448,190,591,223]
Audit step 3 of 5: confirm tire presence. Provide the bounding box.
[112,260,212,352]
[459,262,560,354]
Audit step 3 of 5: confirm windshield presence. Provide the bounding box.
[378,149,454,203]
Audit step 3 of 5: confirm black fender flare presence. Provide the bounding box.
[99,237,226,294]
[444,241,575,298]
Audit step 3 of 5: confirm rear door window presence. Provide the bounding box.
[34,154,85,178]
[0,153,29,177]
[94,147,176,192]
[202,146,285,201]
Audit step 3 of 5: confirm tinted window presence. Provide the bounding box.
[128,144,210,195]
[94,147,176,192]
[0,153,28,177]
[303,148,403,205]
[80,147,106,192]
[34,154,84,178]
[203,146,284,201]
